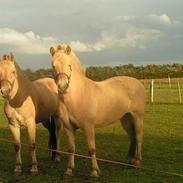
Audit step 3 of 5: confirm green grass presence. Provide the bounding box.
[144,82,183,103]
[0,100,183,182]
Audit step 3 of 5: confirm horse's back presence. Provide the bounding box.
[92,76,146,116]
[103,76,146,111]
[32,78,58,122]
[34,77,58,93]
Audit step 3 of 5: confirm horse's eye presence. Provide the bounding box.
[12,70,15,74]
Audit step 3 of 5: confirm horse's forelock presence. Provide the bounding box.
[56,44,67,52]
[3,54,8,60]
[0,54,14,61]
[53,44,85,75]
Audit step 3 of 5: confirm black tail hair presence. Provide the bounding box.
[49,116,57,160]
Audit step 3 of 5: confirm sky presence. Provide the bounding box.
[0,0,183,69]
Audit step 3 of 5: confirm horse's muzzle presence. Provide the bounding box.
[0,80,13,98]
[57,81,69,93]
[0,86,11,98]
[55,73,70,93]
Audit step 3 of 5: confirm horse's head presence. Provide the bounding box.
[0,53,17,99]
[49,44,73,93]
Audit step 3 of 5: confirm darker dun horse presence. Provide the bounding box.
[50,45,146,178]
[0,53,62,175]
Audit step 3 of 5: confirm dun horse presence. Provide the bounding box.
[50,45,146,178]
[0,53,62,175]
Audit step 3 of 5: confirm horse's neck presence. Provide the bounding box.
[68,68,88,96]
[9,66,33,105]
[16,65,32,89]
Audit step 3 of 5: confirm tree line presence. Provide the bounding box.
[23,64,183,81]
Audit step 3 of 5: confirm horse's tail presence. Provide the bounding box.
[120,113,137,159]
[49,116,57,160]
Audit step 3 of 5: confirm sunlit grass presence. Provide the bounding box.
[0,100,183,182]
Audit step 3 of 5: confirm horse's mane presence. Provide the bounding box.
[70,52,85,75]
[56,44,85,75]
[15,64,28,79]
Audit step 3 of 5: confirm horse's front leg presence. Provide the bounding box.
[84,125,100,178]
[27,121,38,175]
[63,126,75,178]
[9,124,22,175]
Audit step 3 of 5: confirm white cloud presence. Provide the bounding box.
[70,28,162,52]
[0,26,163,54]
[159,14,171,24]
[149,14,172,25]
[70,41,92,52]
[0,28,56,54]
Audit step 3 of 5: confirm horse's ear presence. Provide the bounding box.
[9,52,15,62]
[50,47,55,56]
[65,45,71,55]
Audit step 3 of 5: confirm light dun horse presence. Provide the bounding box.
[0,53,62,175]
[50,45,146,178]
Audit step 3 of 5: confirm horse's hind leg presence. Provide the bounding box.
[133,112,143,166]
[42,119,52,149]
[120,112,143,166]
[9,124,22,175]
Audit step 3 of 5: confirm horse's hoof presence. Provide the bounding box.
[14,170,22,176]
[63,172,73,179]
[30,170,39,176]
[55,156,61,162]
[87,175,99,181]
[129,159,141,167]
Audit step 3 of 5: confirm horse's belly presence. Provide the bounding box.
[68,100,129,129]
[94,107,127,128]
[35,93,58,122]
[36,105,56,122]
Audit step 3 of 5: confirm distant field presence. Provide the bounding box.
[143,80,183,104]
[141,77,183,83]
[0,99,183,182]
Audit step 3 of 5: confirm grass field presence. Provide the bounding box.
[0,100,183,183]
[144,82,183,103]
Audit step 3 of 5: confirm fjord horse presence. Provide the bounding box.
[0,53,61,175]
[50,45,146,178]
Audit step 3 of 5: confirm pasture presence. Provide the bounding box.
[144,80,183,104]
[0,99,183,182]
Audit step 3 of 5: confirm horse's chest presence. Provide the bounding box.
[8,108,27,127]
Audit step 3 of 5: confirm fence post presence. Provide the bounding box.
[150,79,154,103]
[178,82,182,103]
[168,74,171,89]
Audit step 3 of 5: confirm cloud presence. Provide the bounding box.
[0,28,56,54]
[70,28,162,52]
[149,14,172,25]
[0,26,162,54]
